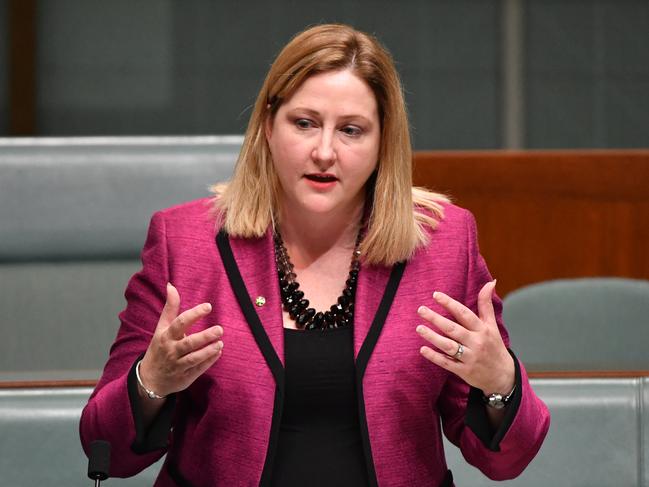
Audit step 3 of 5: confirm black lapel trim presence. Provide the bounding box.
[216,230,285,486]
[355,261,406,487]
[215,231,284,386]
[258,385,284,486]
[166,461,195,487]
[440,469,454,487]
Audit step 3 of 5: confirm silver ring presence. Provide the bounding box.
[453,343,464,360]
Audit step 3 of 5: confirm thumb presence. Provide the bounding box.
[477,279,497,324]
[157,282,180,330]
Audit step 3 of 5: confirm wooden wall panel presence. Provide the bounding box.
[412,150,649,297]
[8,0,37,135]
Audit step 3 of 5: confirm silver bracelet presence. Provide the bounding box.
[135,360,166,400]
[483,383,517,409]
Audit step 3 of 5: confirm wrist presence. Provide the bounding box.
[482,354,515,396]
[136,360,167,400]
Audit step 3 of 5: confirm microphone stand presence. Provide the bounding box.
[87,440,111,485]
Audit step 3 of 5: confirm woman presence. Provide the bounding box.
[80,24,549,487]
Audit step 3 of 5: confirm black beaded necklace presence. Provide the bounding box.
[274,230,361,330]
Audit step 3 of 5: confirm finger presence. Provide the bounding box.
[420,345,464,375]
[417,306,471,344]
[178,340,224,371]
[432,291,482,331]
[416,324,467,359]
[157,283,180,331]
[184,342,223,377]
[167,302,213,340]
[477,280,497,325]
[175,325,223,357]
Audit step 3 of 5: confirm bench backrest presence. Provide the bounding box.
[0,137,241,380]
[504,278,649,371]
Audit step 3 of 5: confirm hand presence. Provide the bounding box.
[416,280,514,395]
[139,283,224,398]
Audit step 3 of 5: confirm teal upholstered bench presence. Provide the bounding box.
[0,387,162,486]
[2,378,647,486]
[0,136,242,381]
[446,377,649,486]
[504,278,649,372]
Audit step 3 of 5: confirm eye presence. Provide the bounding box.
[341,125,362,137]
[295,118,314,129]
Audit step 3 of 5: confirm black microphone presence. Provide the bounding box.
[87,440,111,486]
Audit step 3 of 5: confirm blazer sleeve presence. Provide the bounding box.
[79,211,176,477]
[437,210,550,481]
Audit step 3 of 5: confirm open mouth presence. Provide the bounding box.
[305,173,338,183]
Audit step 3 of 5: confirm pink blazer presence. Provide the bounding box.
[80,198,550,487]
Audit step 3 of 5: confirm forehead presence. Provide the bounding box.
[282,69,379,117]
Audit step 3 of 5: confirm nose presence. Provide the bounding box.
[311,130,336,168]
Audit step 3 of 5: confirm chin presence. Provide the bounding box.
[288,191,363,218]
[294,193,336,211]
[300,203,341,215]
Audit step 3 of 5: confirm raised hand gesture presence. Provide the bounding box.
[138,283,224,400]
[416,280,514,396]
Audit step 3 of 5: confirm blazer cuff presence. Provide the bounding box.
[127,355,177,454]
[464,348,522,452]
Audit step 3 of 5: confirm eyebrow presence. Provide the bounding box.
[286,107,374,125]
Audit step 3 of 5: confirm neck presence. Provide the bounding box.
[277,202,364,268]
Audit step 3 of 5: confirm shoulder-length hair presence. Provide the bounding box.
[214,23,447,266]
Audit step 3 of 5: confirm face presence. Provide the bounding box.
[265,69,380,221]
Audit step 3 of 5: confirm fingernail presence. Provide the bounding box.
[203,303,212,312]
[416,325,423,333]
[417,305,428,315]
[216,340,224,350]
[433,291,442,301]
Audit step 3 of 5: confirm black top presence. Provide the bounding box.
[270,326,369,487]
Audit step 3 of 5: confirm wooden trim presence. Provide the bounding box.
[529,370,649,379]
[0,379,97,389]
[8,0,37,135]
[1,370,649,389]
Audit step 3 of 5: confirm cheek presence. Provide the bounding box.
[267,134,288,172]
[269,130,304,164]
[347,144,379,176]
[269,139,304,185]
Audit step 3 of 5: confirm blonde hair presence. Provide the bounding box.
[214,23,448,265]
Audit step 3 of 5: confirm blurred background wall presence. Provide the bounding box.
[1,0,647,149]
